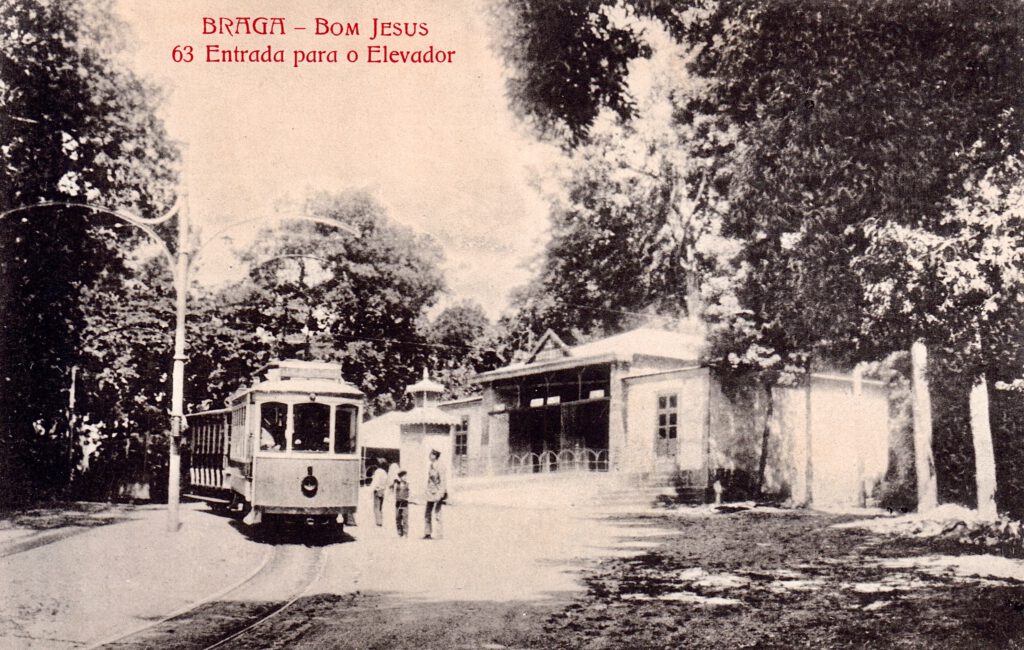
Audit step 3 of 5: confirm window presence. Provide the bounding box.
[657,394,678,440]
[454,415,469,457]
[259,402,288,451]
[293,403,330,452]
[230,405,247,458]
[334,404,358,454]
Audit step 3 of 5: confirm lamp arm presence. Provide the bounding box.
[189,214,358,273]
[0,201,177,270]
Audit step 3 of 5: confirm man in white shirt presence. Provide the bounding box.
[369,458,389,527]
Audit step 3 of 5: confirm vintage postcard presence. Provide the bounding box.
[2,1,1023,648]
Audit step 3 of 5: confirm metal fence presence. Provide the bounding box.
[507,448,609,474]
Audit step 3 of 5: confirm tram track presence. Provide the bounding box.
[200,544,328,650]
[91,542,328,650]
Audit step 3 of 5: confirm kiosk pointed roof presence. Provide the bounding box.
[404,367,446,395]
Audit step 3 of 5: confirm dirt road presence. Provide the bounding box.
[111,476,671,649]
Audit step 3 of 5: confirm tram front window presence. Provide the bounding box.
[334,404,357,454]
[260,402,288,451]
[293,403,330,452]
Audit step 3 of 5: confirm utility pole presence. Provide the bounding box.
[167,193,190,531]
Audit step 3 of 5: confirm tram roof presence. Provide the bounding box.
[245,376,364,398]
[231,359,364,401]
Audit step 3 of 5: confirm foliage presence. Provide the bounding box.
[422,300,504,399]
[0,0,177,504]
[497,0,1024,360]
[500,21,735,350]
[491,0,647,146]
[686,0,1024,370]
[859,155,1024,375]
[190,191,448,415]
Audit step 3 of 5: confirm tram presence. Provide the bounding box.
[185,359,363,528]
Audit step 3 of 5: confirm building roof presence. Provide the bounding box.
[572,327,704,360]
[440,394,483,407]
[249,377,364,397]
[475,326,705,383]
[360,411,403,448]
[361,406,461,448]
[524,329,572,363]
[405,367,446,395]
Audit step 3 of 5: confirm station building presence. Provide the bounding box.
[365,326,894,508]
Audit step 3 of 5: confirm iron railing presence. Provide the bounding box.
[507,448,609,474]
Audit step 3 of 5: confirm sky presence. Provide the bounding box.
[113,0,555,319]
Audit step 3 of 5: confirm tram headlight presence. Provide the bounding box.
[301,473,319,498]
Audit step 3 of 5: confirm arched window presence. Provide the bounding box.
[293,403,330,452]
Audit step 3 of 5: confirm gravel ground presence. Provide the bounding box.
[538,509,1024,649]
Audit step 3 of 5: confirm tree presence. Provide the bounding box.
[500,21,734,346]
[193,191,447,415]
[495,0,1024,513]
[858,155,1024,518]
[493,0,647,146]
[0,0,177,503]
[422,300,503,398]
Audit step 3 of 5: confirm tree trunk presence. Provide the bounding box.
[802,369,813,507]
[756,380,774,496]
[910,341,938,512]
[969,374,998,520]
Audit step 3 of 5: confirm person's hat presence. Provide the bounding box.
[398,469,407,476]
[429,449,441,458]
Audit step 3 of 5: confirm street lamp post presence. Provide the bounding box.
[167,193,189,530]
[1,197,356,532]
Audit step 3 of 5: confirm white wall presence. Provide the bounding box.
[623,368,709,478]
[439,399,487,475]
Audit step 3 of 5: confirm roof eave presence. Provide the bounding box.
[473,352,623,384]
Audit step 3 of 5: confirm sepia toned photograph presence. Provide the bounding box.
[2,1,1024,648]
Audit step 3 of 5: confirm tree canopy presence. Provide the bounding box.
[187,191,448,415]
[0,0,177,503]
[495,0,1024,512]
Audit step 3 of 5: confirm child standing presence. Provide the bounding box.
[393,469,410,537]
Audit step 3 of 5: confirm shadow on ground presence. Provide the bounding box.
[0,502,136,531]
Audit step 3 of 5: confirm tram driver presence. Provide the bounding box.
[260,421,285,450]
